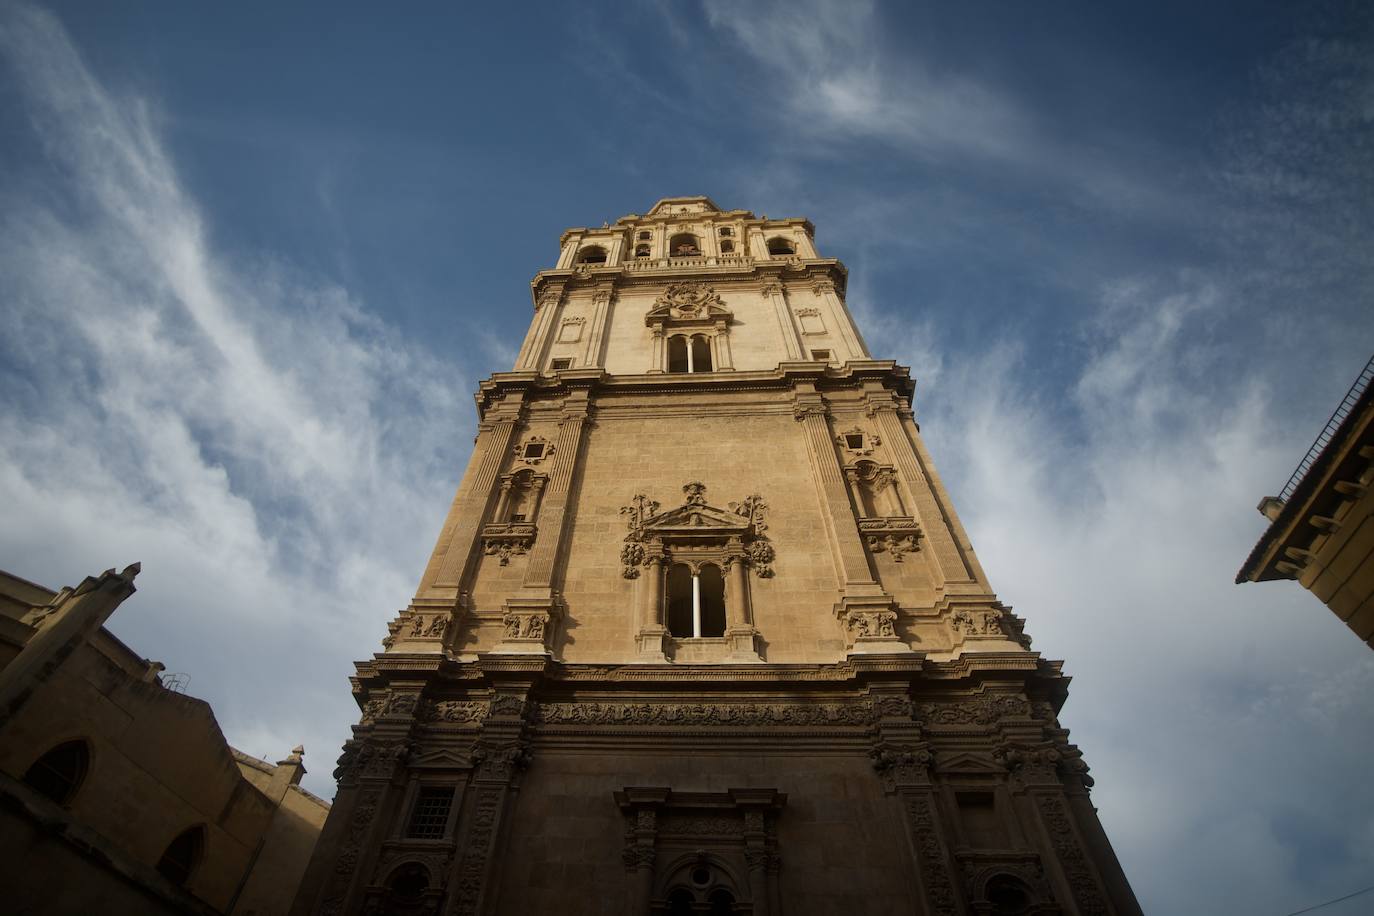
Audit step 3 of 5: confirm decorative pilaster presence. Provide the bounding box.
[866,393,977,584]
[794,386,907,653]
[517,285,564,370]
[763,282,804,360]
[443,689,533,916]
[582,285,614,368]
[522,395,590,589]
[811,278,868,359]
[426,400,524,595]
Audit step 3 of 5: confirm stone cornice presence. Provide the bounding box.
[528,258,847,307]
[472,361,916,420]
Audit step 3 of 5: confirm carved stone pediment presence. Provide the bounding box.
[619,484,774,578]
[639,503,750,536]
[645,281,733,326]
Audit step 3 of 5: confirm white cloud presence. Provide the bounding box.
[0,4,470,797]
[899,274,1374,914]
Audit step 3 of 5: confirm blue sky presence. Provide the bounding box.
[2,2,1372,913]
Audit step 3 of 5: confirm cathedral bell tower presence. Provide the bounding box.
[292,197,1142,916]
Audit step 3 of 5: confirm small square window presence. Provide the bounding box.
[845,434,864,450]
[811,349,831,362]
[523,442,545,459]
[638,230,651,240]
[550,358,572,371]
[407,786,455,839]
[719,227,733,237]
[509,513,526,522]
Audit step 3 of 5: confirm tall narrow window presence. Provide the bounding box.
[665,563,726,638]
[698,564,726,637]
[23,740,89,806]
[667,336,689,373]
[691,335,713,372]
[407,786,456,839]
[157,825,205,886]
[666,564,694,637]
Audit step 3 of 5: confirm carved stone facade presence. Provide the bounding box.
[291,197,1141,915]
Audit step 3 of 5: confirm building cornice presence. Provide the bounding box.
[470,360,916,420]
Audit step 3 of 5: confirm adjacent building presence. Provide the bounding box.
[1238,354,1374,647]
[291,196,1142,915]
[0,565,329,915]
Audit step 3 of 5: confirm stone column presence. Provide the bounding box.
[722,550,762,661]
[649,324,665,373]
[583,286,613,368]
[635,547,668,661]
[812,278,869,359]
[491,478,514,523]
[763,282,804,360]
[424,400,523,596]
[517,286,563,371]
[713,319,735,370]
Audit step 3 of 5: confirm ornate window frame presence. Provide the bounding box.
[620,483,772,662]
[645,281,735,373]
[844,459,923,562]
[482,468,547,565]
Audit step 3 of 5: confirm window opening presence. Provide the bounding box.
[845,434,864,450]
[157,826,204,886]
[667,336,689,374]
[709,890,736,915]
[389,863,431,902]
[550,358,572,371]
[669,233,700,257]
[23,740,89,806]
[767,236,796,256]
[576,245,607,264]
[691,335,713,372]
[811,349,831,362]
[635,244,651,258]
[719,227,733,237]
[958,791,1006,849]
[407,786,455,839]
[666,563,725,638]
[668,890,694,916]
[719,240,735,253]
[638,230,652,240]
[523,442,545,460]
[985,874,1035,915]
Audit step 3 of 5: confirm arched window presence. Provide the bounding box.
[23,740,89,805]
[576,245,607,264]
[505,469,536,522]
[667,889,694,916]
[665,563,725,638]
[766,236,795,256]
[691,335,713,372]
[635,244,651,258]
[984,873,1035,915]
[668,233,700,257]
[709,889,736,914]
[389,863,431,903]
[157,825,205,886]
[667,336,690,373]
[719,240,735,254]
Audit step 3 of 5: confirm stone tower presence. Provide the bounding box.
[291,197,1142,916]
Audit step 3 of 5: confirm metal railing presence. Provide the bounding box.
[1278,352,1374,503]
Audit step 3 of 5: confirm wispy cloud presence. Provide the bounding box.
[0,4,470,794]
